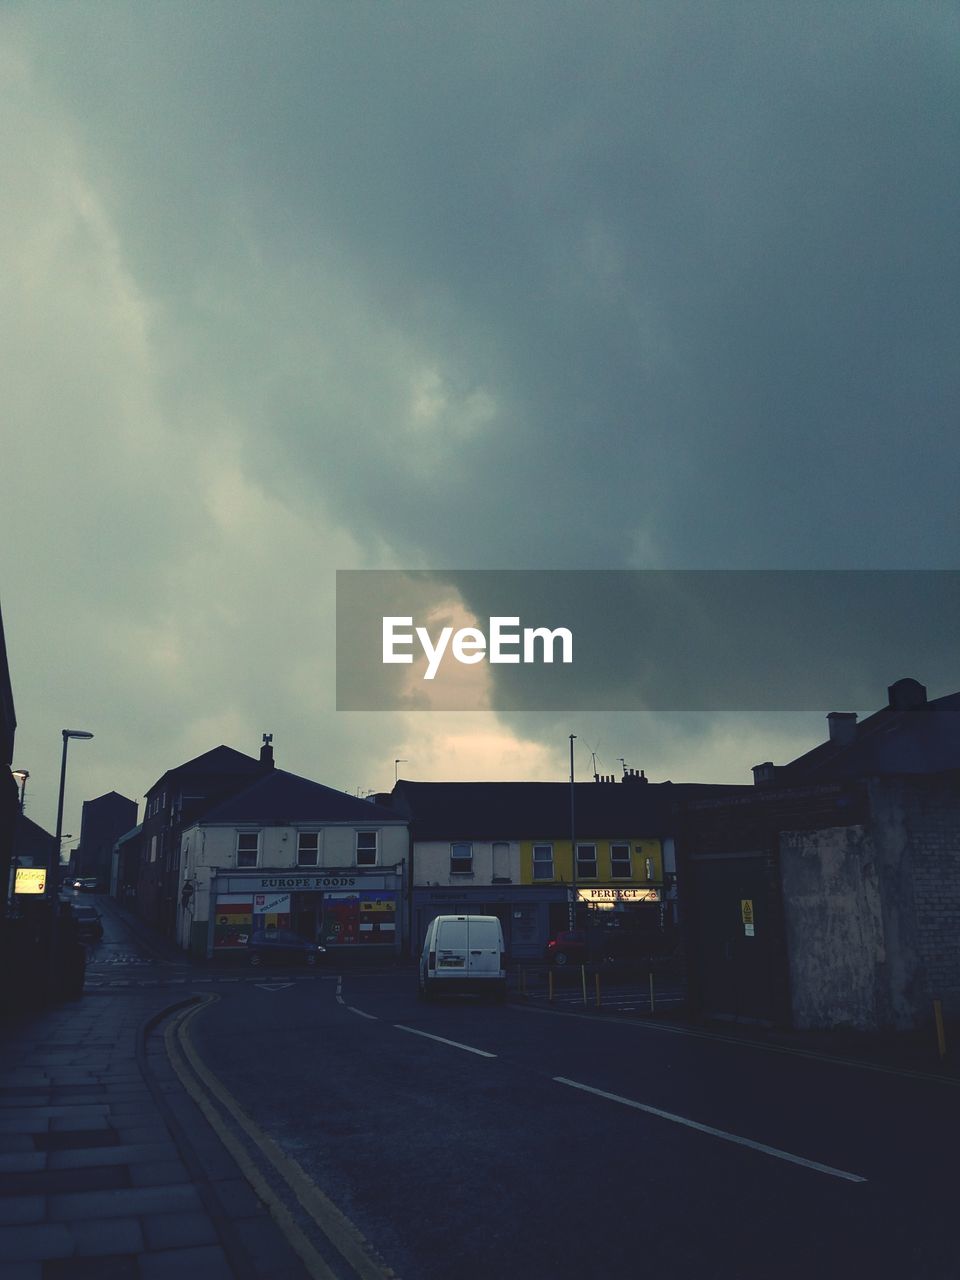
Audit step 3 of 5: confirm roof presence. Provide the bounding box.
[191,770,406,826]
[777,679,960,783]
[389,779,739,840]
[13,813,56,859]
[147,745,263,795]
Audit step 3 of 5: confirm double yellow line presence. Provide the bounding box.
[164,996,398,1280]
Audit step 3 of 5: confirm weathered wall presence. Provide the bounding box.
[780,825,887,1030]
[870,775,960,1019]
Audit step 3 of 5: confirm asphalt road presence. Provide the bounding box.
[183,969,960,1280]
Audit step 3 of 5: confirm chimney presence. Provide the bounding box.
[259,732,275,770]
[752,762,776,787]
[887,678,928,712]
[826,712,858,746]
[620,768,648,785]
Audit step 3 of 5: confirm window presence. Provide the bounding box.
[298,832,319,867]
[576,844,598,879]
[450,842,473,875]
[492,841,511,881]
[237,832,259,868]
[610,843,631,879]
[356,831,378,867]
[532,844,554,880]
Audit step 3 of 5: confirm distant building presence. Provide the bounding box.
[677,678,960,1032]
[74,792,137,890]
[177,769,408,960]
[388,775,737,960]
[135,738,275,937]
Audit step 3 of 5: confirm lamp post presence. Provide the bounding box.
[51,731,93,898]
[569,734,577,930]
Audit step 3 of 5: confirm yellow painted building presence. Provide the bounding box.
[520,838,662,887]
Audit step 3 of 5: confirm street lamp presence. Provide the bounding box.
[11,769,29,813]
[51,731,93,898]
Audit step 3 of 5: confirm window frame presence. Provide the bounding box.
[297,831,320,867]
[450,841,473,875]
[236,831,260,869]
[356,830,378,868]
[575,843,598,879]
[532,843,554,881]
[610,842,632,879]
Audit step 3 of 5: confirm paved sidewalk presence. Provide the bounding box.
[0,987,311,1280]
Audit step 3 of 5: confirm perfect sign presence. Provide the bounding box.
[382,616,573,680]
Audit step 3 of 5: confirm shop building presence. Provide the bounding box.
[177,768,408,960]
[389,777,676,961]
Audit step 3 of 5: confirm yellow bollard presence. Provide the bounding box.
[934,999,947,1060]
[595,971,601,1008]
[581,964,588,1006]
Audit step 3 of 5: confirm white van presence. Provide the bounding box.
[419,914,507,1001]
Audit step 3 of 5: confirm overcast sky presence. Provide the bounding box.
[2,2,957,840]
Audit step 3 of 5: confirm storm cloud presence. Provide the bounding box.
[1,3,956,829]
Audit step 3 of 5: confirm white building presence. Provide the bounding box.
[177,769,408,960]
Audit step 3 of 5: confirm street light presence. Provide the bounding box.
[11,769,29,813]
[51,731,93,898]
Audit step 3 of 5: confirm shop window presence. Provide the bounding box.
[532,844,554,880]
[356,831,378,867]
[298,832,319,866]
[576,844,597,879]
[450,842,473,875]
[237,832,259,868]
[610,843,631,879]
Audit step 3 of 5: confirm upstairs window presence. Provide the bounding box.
[356,831,378,867]
[576,844,598,879]
[298,832,319,867]
[532,844,554,880]
[237,832,259,868]
[610,843,631,879]
[450,842,473,875]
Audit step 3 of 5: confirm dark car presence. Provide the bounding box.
[545,929,588,966]
[246,928,325,967]
[72,877,99,893]
[72,904,104,943]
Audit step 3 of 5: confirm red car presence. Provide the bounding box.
[545,929,588,966]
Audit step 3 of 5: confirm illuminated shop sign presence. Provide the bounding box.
[577,887,660,904]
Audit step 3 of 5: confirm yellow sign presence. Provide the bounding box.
[740,899,754,925]
[15,867,46,895]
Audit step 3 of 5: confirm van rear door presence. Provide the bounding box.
[466,917,501,976]
[435,917,469,971]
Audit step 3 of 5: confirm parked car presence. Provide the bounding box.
[246,928,325,967]
[71,877,99,893]
[71,903,104,943]
[545,929,588,966]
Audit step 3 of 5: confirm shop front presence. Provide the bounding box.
[208,867,404,959]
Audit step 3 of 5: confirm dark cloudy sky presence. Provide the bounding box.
[2,3,957,836]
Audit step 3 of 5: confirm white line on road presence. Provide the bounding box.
[394,1025,496,1058]
[553,1077,867,1183]
[347,1007,379,1021]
